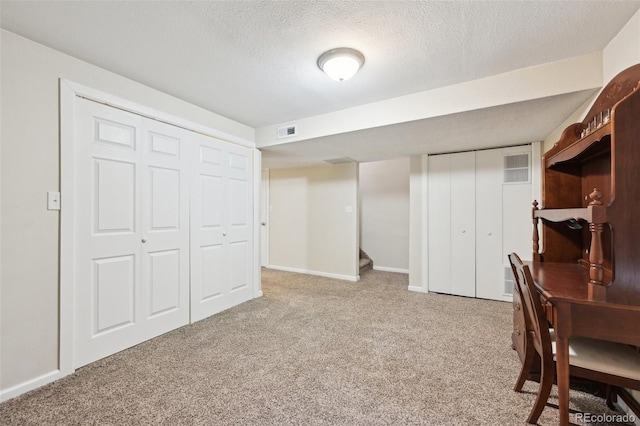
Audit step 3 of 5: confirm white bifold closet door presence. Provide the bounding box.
[427,146,533,302]
[190,134,253,322]
[74,98,253,368]
[74,99,190,367]
[427,152,476,297]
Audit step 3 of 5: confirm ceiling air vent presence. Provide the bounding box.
[324,157,355,165]
[277,124,297,139]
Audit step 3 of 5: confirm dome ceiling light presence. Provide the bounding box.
[317,47,365,82]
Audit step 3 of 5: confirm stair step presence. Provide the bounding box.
[359,258,371,268]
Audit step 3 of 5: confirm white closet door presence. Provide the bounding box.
[190,135,253,322]
[428,152,475,297]
[428,154,452,294]
[475,149,504,300]
[225,143,253,307]
[74,99,189,367]
[140,121,190,334]
[450,151,476,297]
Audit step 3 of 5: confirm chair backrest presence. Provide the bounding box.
[508,253,553,358]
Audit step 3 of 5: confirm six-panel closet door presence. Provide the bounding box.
[74,98,254,368]
[190,135,253,322]
[74,99,191,367]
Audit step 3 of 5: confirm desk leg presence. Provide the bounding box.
[556,336,570,426]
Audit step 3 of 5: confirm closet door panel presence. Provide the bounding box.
[75,100,143,367]
[200,243,224,300]
[428,154,452,294]
[190,137,254,321]
[190,136,228,321]
[226,144,253,305]
[75,100,189,368]
[140,121,190,333]
[475,149,504,300]
[450,151,476,298]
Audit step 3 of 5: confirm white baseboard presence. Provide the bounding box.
[372,266,409,274]
[408,285,429,293]
[266,265,359,282]
[0,369,65,402]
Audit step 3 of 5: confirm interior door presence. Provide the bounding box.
[190,135,253,322]
[450,151,476,297]
[225,143,253,307]
[140,120,190,336]
[74,99,190,367]
[428,154,452,294]
[475,148,503,300]
[428,152,476,297]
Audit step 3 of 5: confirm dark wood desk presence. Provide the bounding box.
[527,261,640,426]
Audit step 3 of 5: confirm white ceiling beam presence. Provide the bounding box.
[256,52,603,148]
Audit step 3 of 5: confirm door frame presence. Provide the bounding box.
[60,79,260,376]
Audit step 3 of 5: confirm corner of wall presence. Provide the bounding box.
[408,155,428,291]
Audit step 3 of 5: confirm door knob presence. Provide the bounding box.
[141,238,147,243]
[261,222,266,226]
[461,230,466,234]
[223,233,227,237]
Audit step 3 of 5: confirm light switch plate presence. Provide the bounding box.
[48,191,61,210]
[345,205,353,213]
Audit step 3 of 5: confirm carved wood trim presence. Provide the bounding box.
[583,64,640,124]
[532,201,540,256]
[545,64,640,159]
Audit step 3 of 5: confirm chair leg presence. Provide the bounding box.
[606,386,617,411]
[526,357,554,424]
[514,345,537,392]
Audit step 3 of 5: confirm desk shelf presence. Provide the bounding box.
[534,205,606,224]
[531,63,640,305]
[545,123,611,169]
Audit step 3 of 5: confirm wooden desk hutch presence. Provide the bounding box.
[511,63,640,422]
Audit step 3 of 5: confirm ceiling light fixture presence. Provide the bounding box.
[317,47,365,82]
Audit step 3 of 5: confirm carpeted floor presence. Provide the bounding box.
[0,269,632,425]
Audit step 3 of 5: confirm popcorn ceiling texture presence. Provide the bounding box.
[1,1,638,127]
[0,269,625,425]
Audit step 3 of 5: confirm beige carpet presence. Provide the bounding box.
[0,269,631,425]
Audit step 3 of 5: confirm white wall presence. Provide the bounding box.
[0,30,254,397]
[268,163,359,280]
[604,9,640,84]
[544,9,640,152]
[408,155,428,292]
[359,158,410,273]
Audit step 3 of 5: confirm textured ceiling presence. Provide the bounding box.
[261,90,597,168]
[2,1,640,168]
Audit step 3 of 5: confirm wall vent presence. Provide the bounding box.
[324,157,355,165]
[504,153,530,183]
[504,266,514,295]
[277,124,297,139]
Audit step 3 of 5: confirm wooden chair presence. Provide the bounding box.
[508,253,640,424]
[509,253,543,395]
